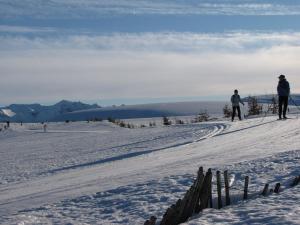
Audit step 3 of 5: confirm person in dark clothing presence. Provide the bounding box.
[231,89,244,121]
[277,74,290,120]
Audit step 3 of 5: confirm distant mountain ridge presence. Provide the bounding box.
[0,100,226,122]
[2,95,300,123]
[243,94,300,104]
[55,101,226,121]
[0,100,100,122]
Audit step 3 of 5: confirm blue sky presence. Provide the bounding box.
[1,0,300,106]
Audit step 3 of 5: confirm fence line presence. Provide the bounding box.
[144,167,300,225]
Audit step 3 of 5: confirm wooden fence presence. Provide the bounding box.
[144,167,300,225]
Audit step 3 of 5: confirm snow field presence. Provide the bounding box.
[0,116,299,224]
[0,121,222,185]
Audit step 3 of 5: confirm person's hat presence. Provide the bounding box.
[278,74,285,79]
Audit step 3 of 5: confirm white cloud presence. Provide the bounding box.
[1,32,300,105]
[1,0,300,18]
[0,25,56,33]
[1,32,300,53]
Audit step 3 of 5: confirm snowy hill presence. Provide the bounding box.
[0,100,100,122]
[55,101,226,121]
[0,116,300,224]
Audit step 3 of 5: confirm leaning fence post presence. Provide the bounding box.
[172,199,183,224]
[149,216,157,225]
[195,168,212,213]
[184,184,196,220]
[209,173,213,209]
[274,183,281,193]
[224,170,231,206]
[145,216,157,225]
[261,184,269,196]
[291,176,300,187]
[178,193,189,223]
[216,171,223,209]
[191,167,204,214]
[206,168,213,209]
[180,186,194,223]
[243,176,249,200]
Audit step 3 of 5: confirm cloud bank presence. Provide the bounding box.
[1,0,300,18]
[2,32,300,52]
[1,32,300,105]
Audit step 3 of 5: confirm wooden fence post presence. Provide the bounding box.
[195,168,212,213]
[177,167,205,223]
[224,170,231,206]
[209,173,213,209]
[274,183,281,193]
[149,216,157,225]
[243,176,249,200]
[261,184,269,196]
[190,167,204,214]
[179,188,193,223]
[216,170,223,209]
[160,198,184,225]
[291,176,300,187]
[182,184,196,221]
[159,207,173,225]
[177,192,189,223]
[173,198,184,224]
[145,216,157,225]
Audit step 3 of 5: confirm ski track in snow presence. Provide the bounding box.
[0,121,224,216]
[0,121,225,184]
[0,117,300,224]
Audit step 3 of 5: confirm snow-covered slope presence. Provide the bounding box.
[0,116,300,224]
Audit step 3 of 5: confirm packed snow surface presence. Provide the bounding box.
[0,116,299,224]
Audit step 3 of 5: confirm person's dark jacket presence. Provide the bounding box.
[277,79,290,97]
[231,94,244,107]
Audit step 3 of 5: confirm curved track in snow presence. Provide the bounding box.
[0,122,225,217]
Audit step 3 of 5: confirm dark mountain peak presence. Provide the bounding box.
[54,100,100,108]
[54,100,73,106]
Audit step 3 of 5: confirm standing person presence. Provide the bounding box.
[277,74,290,120]
[231,89,244,122]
